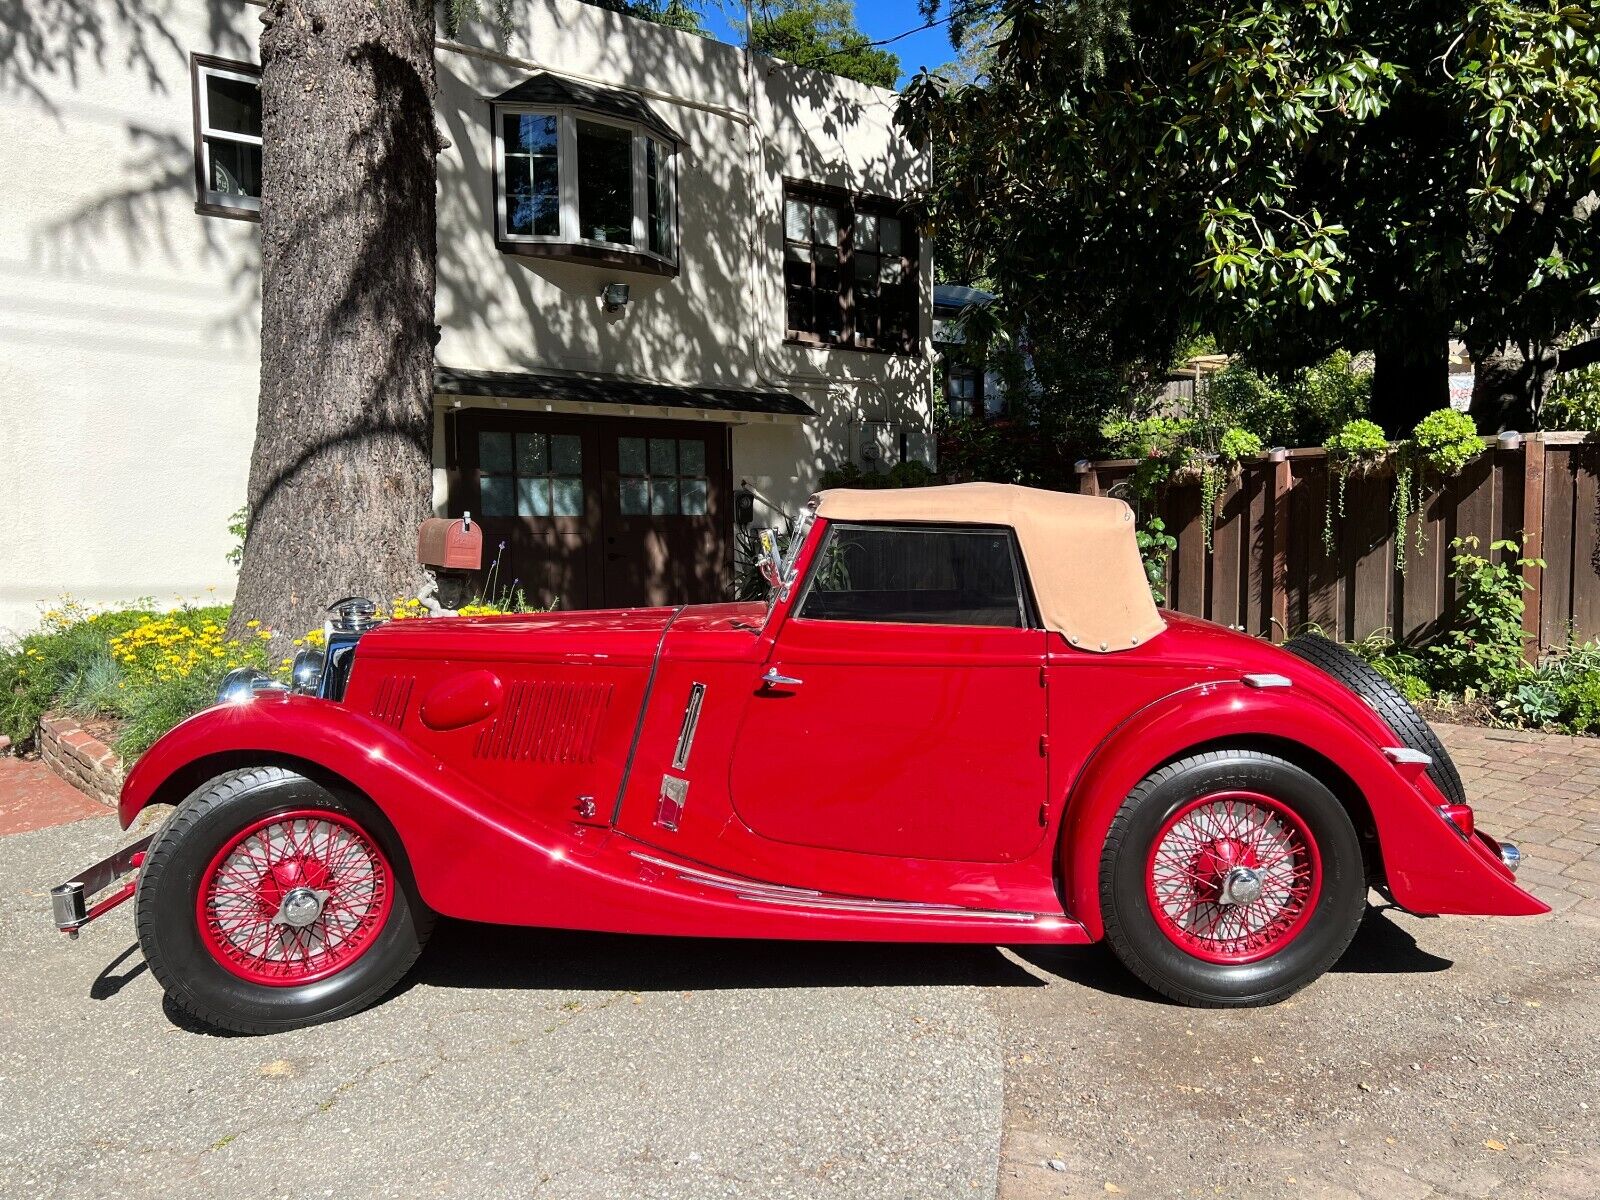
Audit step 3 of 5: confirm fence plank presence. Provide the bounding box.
[1521,437,1546,660]
[1346,467,1392,642]
[1171,483,1206,616]
[1542,445,1577,649]
[1270,457,1291,640]
[1211,474,1242,628]
[1573,449,1600,643]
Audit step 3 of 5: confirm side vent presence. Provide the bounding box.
[368,675,414,728]
[474,680,614,763]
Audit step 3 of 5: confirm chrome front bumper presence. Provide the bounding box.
[49,835,153,937]
[1498,840,1522,875]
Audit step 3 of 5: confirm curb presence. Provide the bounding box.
[38,712,123,810]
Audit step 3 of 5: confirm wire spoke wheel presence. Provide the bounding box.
[196,807,394,986]
[1144,790,1322,964]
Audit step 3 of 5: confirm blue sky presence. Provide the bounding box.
[700,1,957,88]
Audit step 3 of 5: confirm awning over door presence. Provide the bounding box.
[436,366,814,420]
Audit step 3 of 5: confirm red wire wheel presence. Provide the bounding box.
[196,808,395,986]
[1144,790,1322,964]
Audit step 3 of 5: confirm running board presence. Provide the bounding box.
[631,851,1066,926]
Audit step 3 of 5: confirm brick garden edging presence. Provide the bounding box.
[38,712,123,810]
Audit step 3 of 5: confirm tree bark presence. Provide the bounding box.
[1371,321,1450,438]
[1469,335,1600,432]
[228,0,438,649]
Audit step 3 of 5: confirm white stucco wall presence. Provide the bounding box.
[0,4,263,637]
[0,0,931,636]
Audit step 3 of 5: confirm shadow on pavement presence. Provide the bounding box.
[89,943,149,1000]
[1331,906,1454,974]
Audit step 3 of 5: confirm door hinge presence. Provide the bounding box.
[1038,733,1049,756]
[1039,665,1048,687]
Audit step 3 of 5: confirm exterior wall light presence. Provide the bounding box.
[602,282,631,312]
[1497,430,1523,450]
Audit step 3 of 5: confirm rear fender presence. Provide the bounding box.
[1059,684,1547,939]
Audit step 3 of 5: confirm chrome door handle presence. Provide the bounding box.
[760,668,803,689]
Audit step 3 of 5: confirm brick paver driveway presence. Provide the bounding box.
[2,722,1598,1199]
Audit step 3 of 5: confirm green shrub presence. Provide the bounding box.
[1135,518,1178,606]
[1348,632,1433,704]
[1429,537,1541,698]
[1411,409,1482,476]
[1205,352,1370,447]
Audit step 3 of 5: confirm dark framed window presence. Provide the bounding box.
[945,363,981,418]
[191,54,261,220]
[784,182,918,354]
[797,523,1027,628]
[617,435,708,516]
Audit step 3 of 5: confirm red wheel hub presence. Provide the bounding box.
[196,808,394,986]
[1144,791,1321,964]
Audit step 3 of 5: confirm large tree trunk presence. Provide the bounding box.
[1371,321,1450,438]
[1469,336,1600,432]
[228,0,438,648]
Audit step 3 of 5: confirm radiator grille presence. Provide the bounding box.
[368,675,414,728]
[473,680,613,763]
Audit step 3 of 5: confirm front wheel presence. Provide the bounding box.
[136,766,433,1034]
[1099,750,1365,1007]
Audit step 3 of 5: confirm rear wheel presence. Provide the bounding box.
[1100,750,1365,1007]
[136,766,433,1034]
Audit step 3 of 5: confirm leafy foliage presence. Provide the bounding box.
[1411,409,1482,477]
[1135,517,1177,605]
[748,0,900,88]
[898,1,1600,423]
[1544,362,1600,431]
[1428,538,1540,699]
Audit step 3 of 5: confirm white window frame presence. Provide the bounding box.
[194,59,262,216]
[494,104,678,267]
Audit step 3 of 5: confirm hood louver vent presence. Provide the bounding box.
[369,675,414,728]
[474,680,613,763]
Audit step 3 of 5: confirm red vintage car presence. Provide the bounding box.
[52,483,1544,1033]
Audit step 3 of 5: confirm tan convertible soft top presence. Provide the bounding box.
[813,482,1165,652]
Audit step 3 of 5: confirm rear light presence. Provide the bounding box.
[1439,803,1475,840]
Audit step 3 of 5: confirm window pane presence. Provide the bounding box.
[550,434,581,475]
[799,526,1023,627]
[879,217,902,255]
[853,212,878,248]
[620,479,650,515]
[479,431,512,473]
[784,197,809,241]
[650,479,678,515]
[648,437,676,475]
[678,439,705,476]
[517,477,551,517]
[206,74,261,137]
[480,475,514,517]
[854,251,881,282]
[576,120,635,246]
[681,479,708,516]
[208,138,261,198]
[505,153,559,237]
[880,257,906,284]
[618,437,647,475]
[646,139,673,257]
[812,203,839,246]
[551,477,583,517]
[515,431,548,475]
[504,111,557,157]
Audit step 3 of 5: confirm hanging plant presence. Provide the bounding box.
[1390,408,1483,574]
[1321,418,1389,557]
[1195,427,1264,552]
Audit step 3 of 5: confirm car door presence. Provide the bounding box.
[728,522,1049,863]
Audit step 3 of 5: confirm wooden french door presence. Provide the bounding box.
[453,410,732,610]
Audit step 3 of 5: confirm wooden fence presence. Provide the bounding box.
[1074,432,1600,654]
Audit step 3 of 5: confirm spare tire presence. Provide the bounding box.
[1282,634,1466,806]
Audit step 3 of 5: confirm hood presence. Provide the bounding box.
[356,606,679,668]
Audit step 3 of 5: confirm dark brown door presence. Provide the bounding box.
[452,411,731,610]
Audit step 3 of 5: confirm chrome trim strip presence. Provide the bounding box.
[671,682,706,770]
[1242,673,1293,689]
[630,851,1050,922]
[1383,746,1433,765]
[609,607,684,823]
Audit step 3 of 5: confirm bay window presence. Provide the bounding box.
[492,83,679,271]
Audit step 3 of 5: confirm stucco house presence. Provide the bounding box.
[0,0,933,635]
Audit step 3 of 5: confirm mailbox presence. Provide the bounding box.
[417,516,483,571]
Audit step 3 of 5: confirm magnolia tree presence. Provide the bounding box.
[901,0,1600,435]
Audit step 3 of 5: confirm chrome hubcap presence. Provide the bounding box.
[1218,865,1264,906]
[276,886,328,929]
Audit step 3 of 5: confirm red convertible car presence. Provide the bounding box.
[52,483,1543,1033]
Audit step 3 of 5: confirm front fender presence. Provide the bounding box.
[119,695,614,924]
[1059,683,1547,939]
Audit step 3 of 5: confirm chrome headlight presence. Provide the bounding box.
[290,648,324,695]
[217,667,283,705]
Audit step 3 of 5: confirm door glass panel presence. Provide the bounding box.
[678,439,705,477]
[799,525,1025,627]
[681,478,708,515]
[480,475,514,517]
[479,431,512,473]
[648,437,677,474]
[515,432,548,474]
[551,477,584,517]
[618,436,647,475]
[550,434,582,475]
[620,478,650,515]
[517,478,551,517]
[650,479,678,515]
